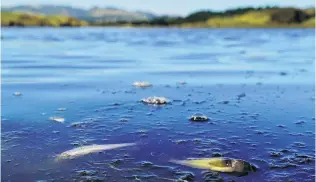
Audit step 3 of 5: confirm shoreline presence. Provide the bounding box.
[1,25,315,29]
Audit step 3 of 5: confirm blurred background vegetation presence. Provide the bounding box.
[1,6,315,27]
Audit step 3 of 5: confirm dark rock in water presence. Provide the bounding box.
[270,152,282,157]
[189,113,209,122]
[271,8,310,23]
[77,170,98,176]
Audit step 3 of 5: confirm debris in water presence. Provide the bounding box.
[13,92,22,96]
[57,108,67,111]
[170,157,256,176]
[76,170,98,176]
[133,81,152,88]
[177,81,187,85]
[50,117,65,123]
[279,72,288,76]
[295,120,305,125]
[269,152,282,157]
[56,143,136,161]
[189,113,209,122]
[219,101,229,104]
[237,93,246,100]
[141,97,168,105]
[119,118,129,122]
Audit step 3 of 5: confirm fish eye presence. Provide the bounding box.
[224,160,231,166]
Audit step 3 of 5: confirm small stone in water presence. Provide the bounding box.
[13,92,22,96]
[189,113,209,122]
[50,117,65,123]
[141,97,168,105]
[133,81,152,88]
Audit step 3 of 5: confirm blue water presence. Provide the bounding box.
[1,28,315,182]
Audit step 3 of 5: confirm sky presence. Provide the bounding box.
[1,0,315,16]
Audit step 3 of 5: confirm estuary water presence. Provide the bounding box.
[1,28,315,182]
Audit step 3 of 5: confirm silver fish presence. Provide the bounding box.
[55,143,136,161]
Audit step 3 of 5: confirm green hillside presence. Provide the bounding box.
[1,12,88,27]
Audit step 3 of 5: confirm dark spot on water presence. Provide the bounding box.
[295,120,305,125]
[270,152,282,157]
[279,72,288,76]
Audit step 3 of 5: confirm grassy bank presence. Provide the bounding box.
[1,7,315,28]
[1,12,88,27]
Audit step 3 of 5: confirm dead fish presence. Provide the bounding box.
[55,143,136,161]
[141,96,168,105]
[133,81,152,88]
[13,92,22,96]
[50,117,65,123]
[57,108,67,111]
[170,157,256,177]
[189,113,209,122]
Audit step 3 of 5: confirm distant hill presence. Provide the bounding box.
[1,11,88,27]
[1,5,157,22]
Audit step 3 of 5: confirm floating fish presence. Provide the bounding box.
[13,92,22,96]
[189,113,209,122]
[170,157,256,177]
[50,117,65,123]
[55,143,136,161]
[141,96,168,105]
[133,81,152,88]
[57,108,67,111]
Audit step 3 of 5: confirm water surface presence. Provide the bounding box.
[1,28,315,182]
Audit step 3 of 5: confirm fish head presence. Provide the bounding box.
[231,159,257,173]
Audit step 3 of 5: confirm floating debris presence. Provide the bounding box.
[219,101,229,104]
[57,108,67,111]
[133,81,152,88]
[170,157,256,176]
[177,81,187,85]
[76,170,98,176]
[237,93,246,100]
[141,97,168,105]
[279,72,288,76]
[50,117,65,123]
[56,143,136,161]
[119,118,129,122]
[13,92,22,96]
[189,113,209,122]
[295,120,305,125]
[269,152,282,157]
[70,122,88,128]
